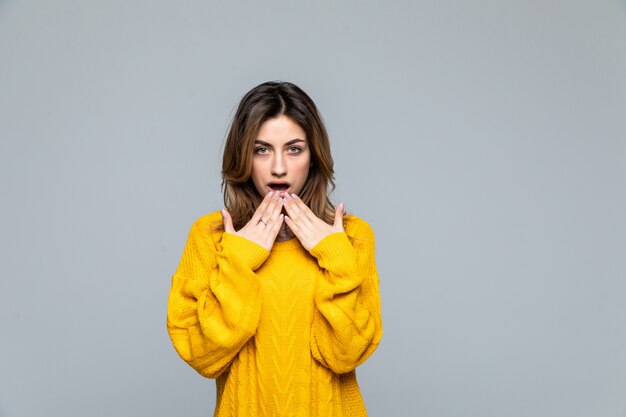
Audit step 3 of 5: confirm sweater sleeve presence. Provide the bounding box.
[308,220,383,374]
[166,221,269,378]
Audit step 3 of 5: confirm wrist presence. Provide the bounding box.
[221,232,270,270]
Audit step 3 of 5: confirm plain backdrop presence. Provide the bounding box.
[1,1,625,416]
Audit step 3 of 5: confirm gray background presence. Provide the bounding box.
[1,0,625,416]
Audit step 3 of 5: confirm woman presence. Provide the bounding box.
[167,81,382,416]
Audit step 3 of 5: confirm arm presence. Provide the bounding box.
[166,220,269,378]
[309,220,383,374]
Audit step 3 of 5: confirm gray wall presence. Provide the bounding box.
[1,1,625,416]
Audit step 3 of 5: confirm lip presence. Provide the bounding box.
[268,182,290,196]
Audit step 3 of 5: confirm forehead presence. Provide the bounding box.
[256,115,307,144]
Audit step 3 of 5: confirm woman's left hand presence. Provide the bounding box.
[283,193,345,251]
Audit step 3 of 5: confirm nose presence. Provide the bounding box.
[271,152,286,177]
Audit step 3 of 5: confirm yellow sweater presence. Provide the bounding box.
[167,210,382,417]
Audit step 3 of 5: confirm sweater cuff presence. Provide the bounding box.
[221,232,270,271]
[309,232,358,276]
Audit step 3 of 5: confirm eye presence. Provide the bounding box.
[288,146,303,154]
[254,147,269,155]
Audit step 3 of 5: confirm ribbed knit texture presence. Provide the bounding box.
[167,211,382,417]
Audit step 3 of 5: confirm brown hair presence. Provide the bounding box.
[217,81,338,231]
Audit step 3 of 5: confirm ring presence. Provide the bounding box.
[258,219,267,226]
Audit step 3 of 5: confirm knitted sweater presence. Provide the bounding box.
[167,210,382,417]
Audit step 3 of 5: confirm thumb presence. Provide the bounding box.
[221,208,235,234]
[333,203,345,231]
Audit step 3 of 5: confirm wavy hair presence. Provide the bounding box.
[216,81,338,231]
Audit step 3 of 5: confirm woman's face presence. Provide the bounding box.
[250,115,311,198]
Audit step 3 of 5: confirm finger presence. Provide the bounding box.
[221,208,235,234]
[290,193,319,223]
[261,192,281,226]
[283,194,312,232]
[267,213,285,241]
[334,202,344,230]
[267,196,284,224]
[252,192,277,229]
[283,215,302,237]
[250,191,274,224]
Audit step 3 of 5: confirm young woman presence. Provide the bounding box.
[167,81,382,416]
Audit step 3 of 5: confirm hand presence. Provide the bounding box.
[221,191,285,251]
[283,193,344,251]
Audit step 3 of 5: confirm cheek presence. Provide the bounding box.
[250,164,264,184]
[295,159,311,180]
[251,159,267,174]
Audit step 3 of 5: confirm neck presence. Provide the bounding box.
[275,223,294,242]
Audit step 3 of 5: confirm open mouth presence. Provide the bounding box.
[269,183,289,191]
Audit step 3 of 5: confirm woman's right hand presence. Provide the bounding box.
[221,191,285,251]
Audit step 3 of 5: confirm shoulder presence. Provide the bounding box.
[192,210,224,231]
[343,213,375,243]
[187,210,226,250]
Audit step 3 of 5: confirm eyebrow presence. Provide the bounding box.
[254,139,306,147]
